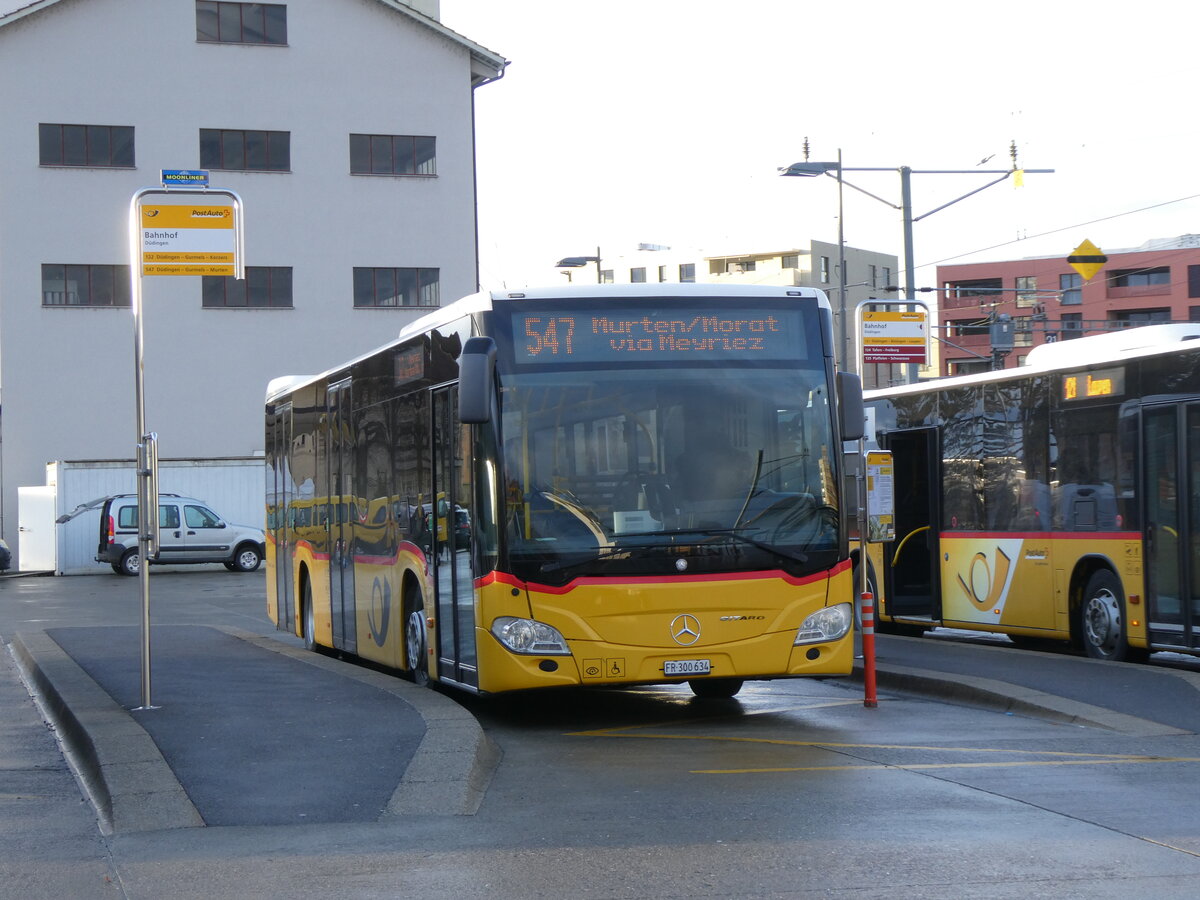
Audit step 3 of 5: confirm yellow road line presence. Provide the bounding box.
[569,728,1166,760]
[695,757,1200,774]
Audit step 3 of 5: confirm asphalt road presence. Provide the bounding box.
[4,569,1200,899]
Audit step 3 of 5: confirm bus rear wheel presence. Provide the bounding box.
[301,578,316,651]
[405,587,429,686]
[688,677,743,699]
[1079,570,1145,662]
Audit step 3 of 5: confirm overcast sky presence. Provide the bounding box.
[441,0,1200,289]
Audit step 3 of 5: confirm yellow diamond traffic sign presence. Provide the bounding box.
[1067,239,1107,282]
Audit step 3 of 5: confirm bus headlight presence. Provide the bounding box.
[794,603,852,645]
[491,617,572,655]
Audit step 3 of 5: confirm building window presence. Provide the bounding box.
[819,256,830,282]
[1111,308,1170,327]
[1110,266,1169,288]
[678,263,695,283]
[202,267,292,307]
[782,254,799,269]
[882,267,892,287]
[948,318,990,338]
[1016,275,1037,308]
[349,134,436,176]
[657,266,667,283]
[42,264,131,307]
[353,267,439,308]
[196,2,287,44]
[1013,315,1033,347]
[1059,273,1082,306]
[948,278,1003,302]
[1060,312,1083,339]
[600,270,614,283]
[949,360,990,376]
[39,123,134,167]
[200,129,290,171]
[1190,306,1200,322]
[630,267,646,283]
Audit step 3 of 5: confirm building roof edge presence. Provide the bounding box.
[0,0,510,78]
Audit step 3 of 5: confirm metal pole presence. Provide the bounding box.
[128,192,154,710]
[596,245,602,284]
[852,301,877,706]
[836,150,848,369]
[899,166,918,385]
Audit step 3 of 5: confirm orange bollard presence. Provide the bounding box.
[861,591,878,708]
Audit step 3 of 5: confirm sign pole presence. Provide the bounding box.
[127,193,156,710]
[854,300,907,710]
[127,172,243,710]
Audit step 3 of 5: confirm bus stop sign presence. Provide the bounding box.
[861,310,929,365]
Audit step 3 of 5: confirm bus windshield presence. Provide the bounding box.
[499,363,839,583]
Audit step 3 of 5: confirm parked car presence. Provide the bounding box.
[0,538,10,572]
[95,494,264,576]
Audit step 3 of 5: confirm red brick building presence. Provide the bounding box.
[936,235,1200,375]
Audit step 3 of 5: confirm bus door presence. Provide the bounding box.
[882,427,941,620]
[432,386,478,687]
[270,403,294,629]
[328,379,356,653]
[1143,402,1200,651]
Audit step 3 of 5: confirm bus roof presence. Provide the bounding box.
[268,284,833,403]
[398,283,832,343]
[867,323,1200,399]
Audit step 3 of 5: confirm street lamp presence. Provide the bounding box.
[780,143,1054,383]
[779,152,848,372]
[555,246,603,284]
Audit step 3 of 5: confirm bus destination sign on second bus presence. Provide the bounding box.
[1063,367,1125,401]
[512,308,804,363]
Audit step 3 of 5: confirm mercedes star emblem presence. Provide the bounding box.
[670,614,701,646]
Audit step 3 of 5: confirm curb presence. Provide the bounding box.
[9,631,203,835]
[9,626,498,834]
[218,627,499,817]
[854,659,1188,737]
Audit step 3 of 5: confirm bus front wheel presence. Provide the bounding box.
[1079,570,1145,662]
[688,677,743,699]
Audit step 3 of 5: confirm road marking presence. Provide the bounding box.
[568,726,1200,772]
[694,757,1200,774]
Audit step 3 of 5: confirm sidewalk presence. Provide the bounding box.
[857,630,1200,737]
[10,624,497,834]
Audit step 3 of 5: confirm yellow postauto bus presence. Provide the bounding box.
[265,284,864,697]
[863,324,1200,663]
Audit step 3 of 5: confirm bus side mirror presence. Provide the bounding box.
[459,337,497,424]
[837,371,864,442]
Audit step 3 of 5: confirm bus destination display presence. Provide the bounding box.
[1062,366,1125,401]
[513,308,805,363]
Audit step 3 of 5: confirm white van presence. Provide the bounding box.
[95,494,264,576]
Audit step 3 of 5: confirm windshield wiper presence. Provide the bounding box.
[536,545,627,577]
[662,527,809,566]
[535,527,810,579]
